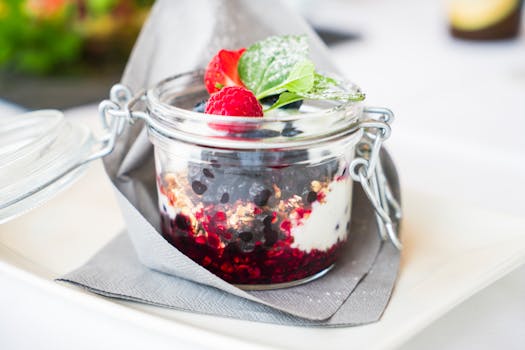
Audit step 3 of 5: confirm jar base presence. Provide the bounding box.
[234,264,335,291]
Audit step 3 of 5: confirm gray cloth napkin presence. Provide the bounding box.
[58,0,401,325]
[59,150,401,326]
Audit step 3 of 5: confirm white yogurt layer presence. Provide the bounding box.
[291,179,352,252]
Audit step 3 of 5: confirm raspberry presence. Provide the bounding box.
[204,48,246,94]
[205,86,263,132]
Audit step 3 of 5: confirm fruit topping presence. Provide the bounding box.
[204,86,263,132]
[204,48,246,94]
[202,35,365,115]
[205,86,263,117]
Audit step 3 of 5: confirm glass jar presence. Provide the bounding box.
[144,71,367,287]
[0,70,400,290]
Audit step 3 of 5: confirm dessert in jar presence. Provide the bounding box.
[149,35,366,287]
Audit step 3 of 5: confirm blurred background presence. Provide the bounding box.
[0,0,523,108]
[0,0,154,108]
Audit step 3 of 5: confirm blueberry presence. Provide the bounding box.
[282,100,303,109]
[307,191,318,203]
[237,230,257,252]
[203,168,214,178]
[260,95,279,106]
[220,192,229,203]
[281,122,303,137]
[239,231,254,242]
[281,127,303,137]
[241,129,281,139]
[260,94,303,109]
[193,100,207,113]
[263,215,273,227]
[254,189,272,207]
[188,162,218,199]
[174,214,191,231]
[191,181,207,195]
[264,227,279,246]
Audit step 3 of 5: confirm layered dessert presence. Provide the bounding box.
[154,35,364,286]
[158,151,352,284]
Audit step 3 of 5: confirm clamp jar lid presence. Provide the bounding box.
[0,110,94,224]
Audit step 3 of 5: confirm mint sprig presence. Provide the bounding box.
[256,59,315,99]
[238,35,365,111]
[238,35,309,98]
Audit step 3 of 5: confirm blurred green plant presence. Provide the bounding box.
[0,0,153,75]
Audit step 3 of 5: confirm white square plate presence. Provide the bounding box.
[1,107,525,350]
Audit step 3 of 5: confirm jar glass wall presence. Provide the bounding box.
[147,72,364,287]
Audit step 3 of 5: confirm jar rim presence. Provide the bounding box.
[144,70,365,150]
[146,70,360,123]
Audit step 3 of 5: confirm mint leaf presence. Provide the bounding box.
[256,59,315,99]
[264,92,303,112]
[283,60,315,93]
[299,73,365,102]
[239,34,365,110]
[238,35,309,97]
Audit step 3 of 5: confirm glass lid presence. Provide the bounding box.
[0,110,94,224]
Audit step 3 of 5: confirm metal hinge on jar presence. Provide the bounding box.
[350,108,403,249]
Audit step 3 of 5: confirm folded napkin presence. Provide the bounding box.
[59,149,400,326]
[59,152,399,327]
[58,0,401,325]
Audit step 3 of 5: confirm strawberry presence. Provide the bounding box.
[204,48,246,94]
[205,86,263,132]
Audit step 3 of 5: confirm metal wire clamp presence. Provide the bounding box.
[349,107,403,249]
